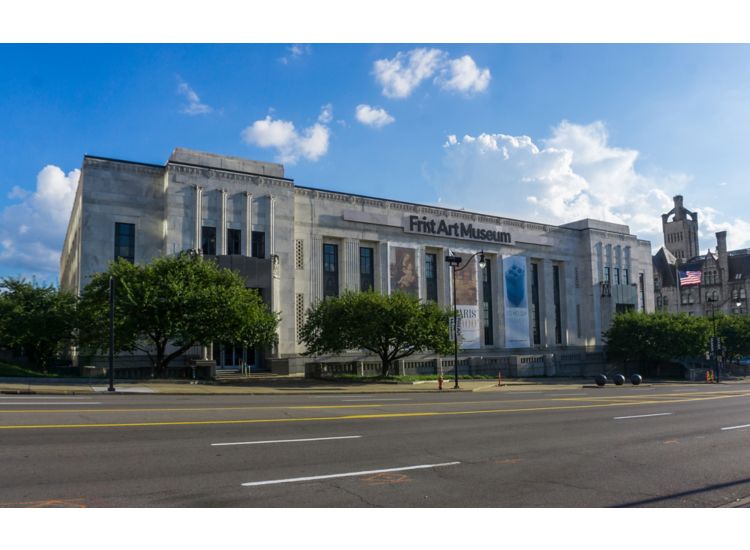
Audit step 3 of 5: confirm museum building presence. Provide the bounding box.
[60,148,655,374]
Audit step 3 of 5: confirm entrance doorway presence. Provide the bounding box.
[213,344,256,370]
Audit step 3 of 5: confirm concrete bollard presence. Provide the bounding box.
[594,374,607,387]
[630,374,642,385]
[613,374,625,386]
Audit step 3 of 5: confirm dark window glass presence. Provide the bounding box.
[639,273,646,312]
[251,231,265,259]
[114,222,135,263]
[323,243,339,298]
[553,265,562,345]
[201,226,216,256]
[603,266,611,283]
[531,263,541,345]
[227,229,241,255]
[623,269,629,285]
[614,267,620,285]
[482,260,493,346]
[425,253,438,302]
[359,247,374,292]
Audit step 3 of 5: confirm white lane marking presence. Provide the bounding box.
[341,398,412,402]
[241,461,461,487]
[553,393,589,397]
[613,412,673,420]
[0,396,95,399]
[212,435,362,447]
[0,402,102,406]
[721,424,750,431]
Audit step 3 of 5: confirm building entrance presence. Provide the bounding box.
[213,344,256,371]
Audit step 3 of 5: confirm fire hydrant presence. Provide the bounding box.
[438,375,444,391]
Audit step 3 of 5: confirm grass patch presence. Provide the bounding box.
[0,362,59,377]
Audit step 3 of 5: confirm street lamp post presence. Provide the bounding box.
[445,250,486,389]
[108,275,116,393]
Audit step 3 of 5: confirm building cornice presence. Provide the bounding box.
[167,162,294,190]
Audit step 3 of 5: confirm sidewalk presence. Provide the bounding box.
[1,375,748,396]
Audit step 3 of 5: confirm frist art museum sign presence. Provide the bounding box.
[403,215,512,244]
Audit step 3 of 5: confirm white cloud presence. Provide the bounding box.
[241,106,331,164]
[355,104,395,128]
[177,79,212,115]
[318,103,333,124]
[435,121,693,246]
[279,44,312,65]
[373,48,447,99]
[7,186,28,200]
[0,165,80,281]
[437,55,491,94]
[697,207,750,252]
[373,48,490,99]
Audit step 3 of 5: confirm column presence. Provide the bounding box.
[268,195,276,256]
[219,189,227,255]
[194,185,202,251]
[343,238,359,291]
[542,259,555,347]
[244,192,253,256]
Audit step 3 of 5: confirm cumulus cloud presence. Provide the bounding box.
[177,79,212,115]
[437,55,491,94]
[355,104,395,128]
[435,121,691,246]
[0,165,80,281]
[696,207,750,252]
[241,105,331,164]
[373,48,490,99]
[279,44,312,65]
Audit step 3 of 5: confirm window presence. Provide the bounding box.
[201,226,216,256]
[227,229,241,255]
[603,266,611,283]
[295,240,304,270]
[425,253,438,302]
[323,243,339,298]
[531,263,541,345]
[360,247,374,292]
[114,222,135,263]
[639,273,645,312]
[251,231,265,259]
[482,260,493,346]
[553,265,562,345]
[614,267,620,285]
[623,269,629,285]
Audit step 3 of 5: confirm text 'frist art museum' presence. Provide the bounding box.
[60,149,654,377]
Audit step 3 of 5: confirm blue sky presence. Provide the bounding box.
[3,43,750,283]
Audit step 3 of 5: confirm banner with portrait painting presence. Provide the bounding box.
[503,255,530,348]
[388,245,419,297]
[453,252,480,349]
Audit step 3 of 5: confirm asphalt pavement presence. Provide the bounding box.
[2,381,750,507]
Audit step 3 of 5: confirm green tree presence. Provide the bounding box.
[716,314,750,363]
[0,278,77,372]
[78,253,278,374]
[605,311,710,368]
[299,290,453,376]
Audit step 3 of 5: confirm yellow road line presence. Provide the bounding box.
[2,389,748,414]
[0,392,740,430]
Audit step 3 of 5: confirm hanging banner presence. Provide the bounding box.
[503,255,530,348]
[388,245,419,297]
[454,253,480,349]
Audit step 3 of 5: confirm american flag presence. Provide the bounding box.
[679,270,702,286]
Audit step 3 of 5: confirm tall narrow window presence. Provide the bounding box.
[201,226,216,256]
[576,304,582,338]
[360,246,374,292]
[482,260,494,346]
[603,266,611,284]
[531,263,541,346]
[623,269,629,285]
[227,229,241,255]
[614,267,620,285]
[425,253,438,302]
[251,231,265,259]
[114,222,135,263]
[323,243,339,298]
[639,273,646,312]
[553,265,562,345]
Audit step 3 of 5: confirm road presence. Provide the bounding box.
[2,384,750,507]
